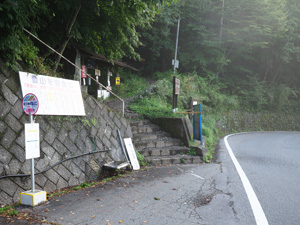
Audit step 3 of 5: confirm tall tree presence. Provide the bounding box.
[0,0,172,71]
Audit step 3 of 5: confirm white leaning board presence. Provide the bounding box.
[123,138,140,170]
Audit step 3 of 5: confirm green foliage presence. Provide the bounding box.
[81,117,91,127]
[80,182,89,188]
[114,70,148,98]
[129,71,233,162]
[0,205,15,214]
[91,118,98,127]
[130,96,170,117]
[136,151,149,166]
[0,0,174,70]
[0,203,20,217]
[8,209,18,216]
[187,148,197,156]
[137,0,300,114]
[0,0,49,69]
[130,95,174,118]
[236,75,299,112]
[203,153,213,163]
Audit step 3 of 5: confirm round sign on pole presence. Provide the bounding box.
[22,93,39,115]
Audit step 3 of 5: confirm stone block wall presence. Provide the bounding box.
[0,63,132,206]
[151,117,192,146]
[217,111,300,134]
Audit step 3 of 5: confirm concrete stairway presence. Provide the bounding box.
[130,119,202,165]
[105,96,203,165]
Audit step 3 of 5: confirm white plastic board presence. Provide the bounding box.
[123,138,140,170]
[19,71,85,116]
[25,123,40,159]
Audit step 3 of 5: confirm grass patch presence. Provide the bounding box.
[0,203,19,216]
[127,71,232,162]
[130,96,178,118]
[136,151,150,166]
[47,170,129,200]
[113,71,148,98]
[187,148,197,156]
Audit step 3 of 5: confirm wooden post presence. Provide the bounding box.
[172,76,179,112]
[189,97,193,120]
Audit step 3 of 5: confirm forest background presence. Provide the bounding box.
[1,0,300,158]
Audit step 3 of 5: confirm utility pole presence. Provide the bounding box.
[219,0,225,45]
[173,17,181,73]
[172,17,181,113]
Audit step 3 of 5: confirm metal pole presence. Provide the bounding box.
[173,17,181,73]
[193,105,195,141]
[29,112,35,192]
[122,101,125,117]
[199,104,203,145]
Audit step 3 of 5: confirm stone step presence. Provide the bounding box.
[139,146,191,157]
[130,119,152,127]
[132,133,158,142]
[134,138,182,150]
[132,131,171,142]
[131,124,161,135]
[145,155,203,166]
[125,112,144,120]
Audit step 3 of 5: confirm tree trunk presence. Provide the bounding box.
[53,4,81,72]
[219,0,225,45]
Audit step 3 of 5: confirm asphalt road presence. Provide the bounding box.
[11,161,252,225]
[2,131,300,225]
[224,132,300,225]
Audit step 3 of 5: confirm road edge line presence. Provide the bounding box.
[224,134,269,225]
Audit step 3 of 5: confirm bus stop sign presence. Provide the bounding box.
[22,93,39,115]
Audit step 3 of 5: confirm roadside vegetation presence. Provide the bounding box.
[114,68,299,162]
[1,0,299,161]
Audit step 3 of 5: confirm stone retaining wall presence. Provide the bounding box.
[151,117,193,146]
[0,63,132,206]
[217,111,300,134]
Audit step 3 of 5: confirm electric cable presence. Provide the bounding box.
[0,149,111,180]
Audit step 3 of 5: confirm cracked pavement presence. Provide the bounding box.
[7,140,255,225]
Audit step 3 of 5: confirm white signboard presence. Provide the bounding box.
[25,123,40,159]
[19,72,85,116]
[123,138,140,170]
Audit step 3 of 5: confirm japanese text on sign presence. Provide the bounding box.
[22,93,39,115]
[19,72,85,116]
[25,123,40,159]
[81,65,87,78]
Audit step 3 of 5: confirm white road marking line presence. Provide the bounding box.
[190,173,205,180]
[224,134,269,225]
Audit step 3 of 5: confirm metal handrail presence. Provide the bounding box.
[23,28,125,116]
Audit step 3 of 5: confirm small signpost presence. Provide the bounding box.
[172,76,180,112]
[116,77,120,85]
[20,93,46,206]
[95,69,100,76]
[25,123,40,160]
[81,65,87,85]
[22,93,39,115]
[175,78,180,95]
[19,72,85,206]
[193,104,203,145]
